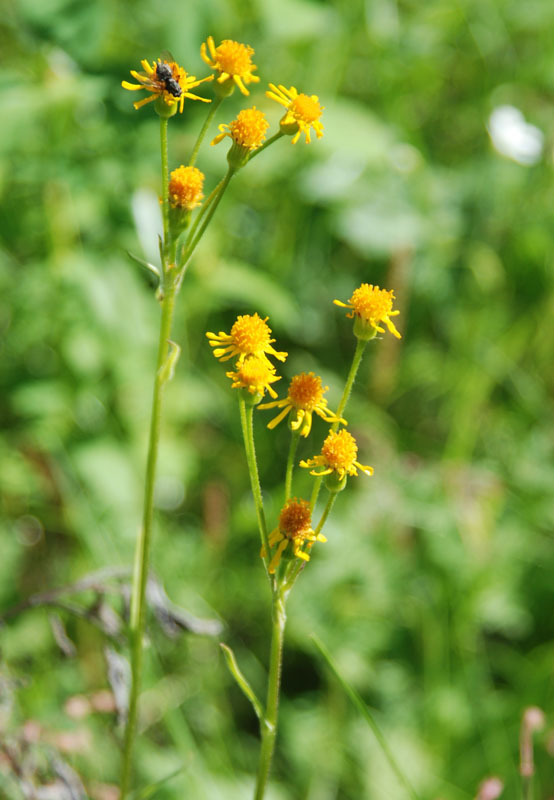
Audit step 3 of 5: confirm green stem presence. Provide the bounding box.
[284,430,300,503]
[120,283,177,798]
[254,589,286,800]
[178,177,225,268]
[188,96,223,167]
[238,397,272,582]
[247,131,285,162]
[160,117,170,267]
[522,775,532,800]
[178,168,235,278]
[310,339,367,511]
[315,493,337,535]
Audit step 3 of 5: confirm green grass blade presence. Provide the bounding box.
[130,766,184,799]
[311,634,420,800]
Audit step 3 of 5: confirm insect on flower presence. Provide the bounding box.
[122,52,213,112]
[154,59,182,98]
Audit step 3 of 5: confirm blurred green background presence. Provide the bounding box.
[2,0,554,797]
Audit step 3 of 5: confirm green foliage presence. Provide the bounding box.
[1,0,554,797]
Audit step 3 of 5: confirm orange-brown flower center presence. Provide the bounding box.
[229,108,269,148]
[279,499,312,540]
[350,284,395,322]
[168,166,204,209]
[215,40,254,76]
[321,430,358,470]
[288,372,324,410]
[230,313,272,354]
[291,94,322,123]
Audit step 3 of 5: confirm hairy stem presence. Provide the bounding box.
[254,589,286,800]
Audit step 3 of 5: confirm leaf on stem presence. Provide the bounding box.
[126,251,161,288]
[220,643,263,720]
[158,340,181,383]
[310,634,420,800]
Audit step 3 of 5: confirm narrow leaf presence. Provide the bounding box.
[158,340,181,383]
[126,251,160,287]
[220,643,263,720]
[311,634,420,800]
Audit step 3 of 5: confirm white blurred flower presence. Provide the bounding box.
[487,105,543,166]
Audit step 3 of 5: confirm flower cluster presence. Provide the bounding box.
[122,39,324,160]
[206,285,401,574]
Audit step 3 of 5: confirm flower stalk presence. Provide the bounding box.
[120,281,177,798]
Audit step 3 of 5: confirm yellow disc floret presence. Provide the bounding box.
[334,284,401,339]
[169,166,205,210]
[226,356,281,399]
[206,313,287,368]
[300,429,373,481]
[266,84,324,144]
[201,36,260,96]
[211,107,270,150]
[258,372,346,437]
[261,498,327,574]
[122,57,213,113]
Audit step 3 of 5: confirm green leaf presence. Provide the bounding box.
[310,634,420,800]
[158,340,181,384]
[126,251,160,288]
[220,643,263,720]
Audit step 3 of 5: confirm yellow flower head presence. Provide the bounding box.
[258,372,346,438]
[168,166,205,210]
[201,36,260,96]
[211,107,270,151]
[122,57,213,112]
[334,284,401,340]
[206,313,287,368]
[266,84,324,144]
[261,498,327,574]
[226,356,281,400]
[300,429,373,481]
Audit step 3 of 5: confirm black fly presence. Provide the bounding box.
[155,60,182,98]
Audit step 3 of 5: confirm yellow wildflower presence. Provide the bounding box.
[211,107,269,150]
[300,429,373,481]
[122,57,213,112]
[266,84,324,144]
[168,166,204,210]
[201,36,260,96]
[206,313,287,368]
[258,372,345,438]
[261,498,327,574]
[334,284,401,340]
[226,356,281,400]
